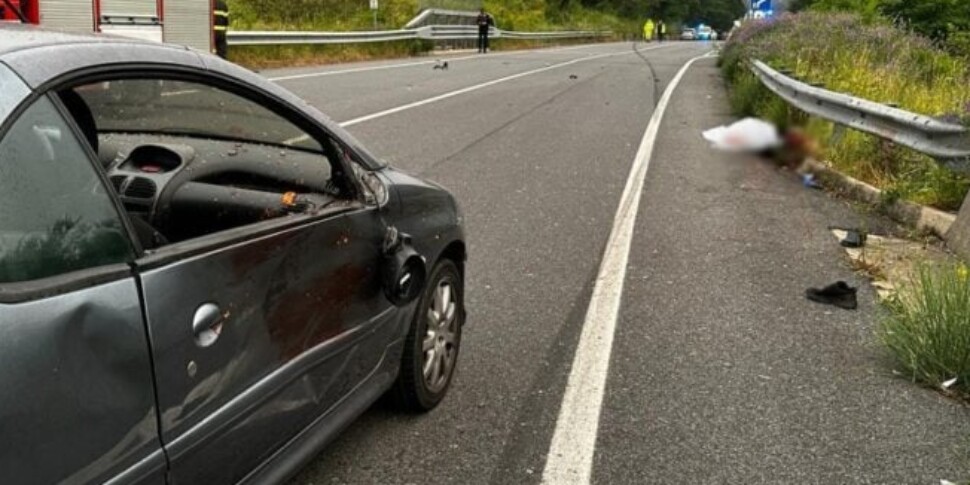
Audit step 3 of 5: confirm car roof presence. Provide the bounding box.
[0,23,204,87]
[0,22,152,56]
[0,23,385,169]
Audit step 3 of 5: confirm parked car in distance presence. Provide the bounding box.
[681,28,696,40]
[0,23,466,485]
[697,25,714,40]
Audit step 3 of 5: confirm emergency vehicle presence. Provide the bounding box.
[0,0,213,52]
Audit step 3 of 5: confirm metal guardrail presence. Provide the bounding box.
[228,26,611,46]
[750,59,970,166]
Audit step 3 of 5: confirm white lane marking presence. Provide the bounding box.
[267,43,622,82]
[540,52,714,485]
[339,45,672,127]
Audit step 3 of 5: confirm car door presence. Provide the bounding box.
[81,76,401,484]
[0,85,165,484]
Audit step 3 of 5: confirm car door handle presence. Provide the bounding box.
[192,303,226,348]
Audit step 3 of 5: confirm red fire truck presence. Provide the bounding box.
[1,0,213,52]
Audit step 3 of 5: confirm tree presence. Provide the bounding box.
[879,0,970,41]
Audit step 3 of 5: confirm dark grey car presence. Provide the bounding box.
[0,24,466,485]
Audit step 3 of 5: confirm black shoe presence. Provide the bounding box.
[840,230,867,248]
[806,281,858,310]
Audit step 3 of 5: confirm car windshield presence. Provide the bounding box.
[76,79,321,151]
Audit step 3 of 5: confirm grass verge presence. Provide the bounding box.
[720,12,970,211]
[879,262,970,399]
[229,36,616,70]
[229,40,435,69]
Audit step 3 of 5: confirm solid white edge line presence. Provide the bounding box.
[267,42,619,82]
[540,51,714,485]
[338,44,672,128]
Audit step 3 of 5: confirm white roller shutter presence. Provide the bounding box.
[163,0,211,51]
[39,0,94,32]
[99,0,156,17]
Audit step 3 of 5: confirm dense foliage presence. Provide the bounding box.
[791,0,970,56]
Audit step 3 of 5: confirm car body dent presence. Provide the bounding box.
[139,206,398,484]
[380,167,465,269]
[0,277,165,485]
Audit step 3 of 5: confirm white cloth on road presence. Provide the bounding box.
[702,117,782,152]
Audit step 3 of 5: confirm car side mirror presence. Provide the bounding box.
[382,227,426,306]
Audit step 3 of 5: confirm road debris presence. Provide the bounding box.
[805,281,858,310]
[829,228,951,301]
[433,60,449,70]
[839,229,867,248]
[801,173,821,189]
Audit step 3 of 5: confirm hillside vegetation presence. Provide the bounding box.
[228,0,745,34]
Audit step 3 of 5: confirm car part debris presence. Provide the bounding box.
[433,60,449,70]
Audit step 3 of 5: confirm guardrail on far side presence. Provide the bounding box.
[227,26,612,46]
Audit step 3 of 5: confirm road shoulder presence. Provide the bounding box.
[594,57,970,484]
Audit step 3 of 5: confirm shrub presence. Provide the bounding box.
[879,263,970,398]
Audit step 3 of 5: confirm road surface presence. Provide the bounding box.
[257,42,970,484]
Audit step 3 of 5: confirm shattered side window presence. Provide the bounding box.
[0,96,131,283]
[75,79,323,152]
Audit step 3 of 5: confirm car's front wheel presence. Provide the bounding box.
[392,259,464,412]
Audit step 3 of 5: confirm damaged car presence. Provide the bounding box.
[0,24,465,485]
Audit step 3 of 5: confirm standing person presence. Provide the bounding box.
[657,20,666,42]
[213,0,230,59]
[476,8,494,53]
[643,19,655,42]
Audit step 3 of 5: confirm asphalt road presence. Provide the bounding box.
[260,42,970,484]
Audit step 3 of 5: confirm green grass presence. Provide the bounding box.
[228,0,637,33]
[227,0,635,68]
[229,40,435,68]
[879,263,970,398]
[720,12,970,211]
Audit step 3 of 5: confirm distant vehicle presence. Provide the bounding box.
[0,23,467,485]
[681,28,696,41]
[697,25,714,41]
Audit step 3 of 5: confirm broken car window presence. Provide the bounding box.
[76,79,322,151]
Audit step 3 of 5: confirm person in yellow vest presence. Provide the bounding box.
[643,19,655,42]
[213,0,230,59]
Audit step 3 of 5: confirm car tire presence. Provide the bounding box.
[392,258,464,412]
